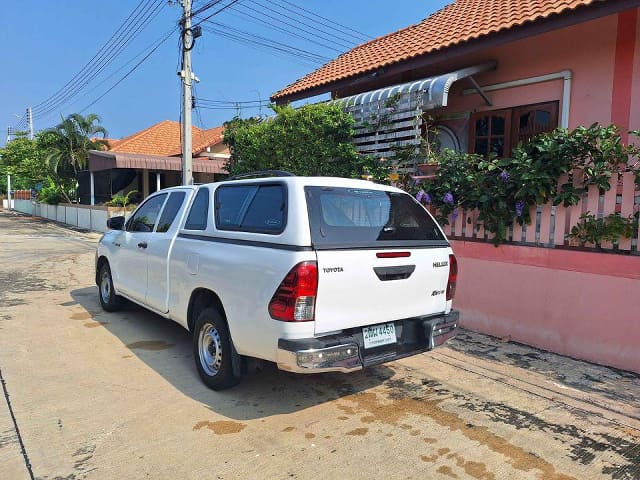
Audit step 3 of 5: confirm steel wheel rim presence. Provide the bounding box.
[100,269,111,303]
[198,323,223,376]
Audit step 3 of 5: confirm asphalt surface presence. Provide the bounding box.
[0,210,639,480]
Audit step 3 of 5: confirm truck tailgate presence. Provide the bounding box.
[314,248,450,334]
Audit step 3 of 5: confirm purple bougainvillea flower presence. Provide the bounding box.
[415,190,426,202]
[451,208,459,222]
[515,200,525,217]
[500,171,510,182]
[414,178,422,185]
[423,192,432,204]
[443,192,454,205]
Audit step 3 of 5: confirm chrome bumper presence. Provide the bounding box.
[276,311,459,374]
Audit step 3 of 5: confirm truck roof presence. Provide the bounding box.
[211,175,406,194]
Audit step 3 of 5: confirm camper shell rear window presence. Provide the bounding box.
[305,186,448,249]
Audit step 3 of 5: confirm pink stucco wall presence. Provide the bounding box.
[429,12,635,141]
[629,13,640,131]
[451,241,640,374]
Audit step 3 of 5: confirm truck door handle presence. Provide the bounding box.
[137,242,148,249]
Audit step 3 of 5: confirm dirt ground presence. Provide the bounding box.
[0,211,639,480]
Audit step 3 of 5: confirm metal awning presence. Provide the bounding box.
[339,62,496,160]
[340,61,496,109]
[88,150,226,174]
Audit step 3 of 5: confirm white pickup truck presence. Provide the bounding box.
[96,172,459,390]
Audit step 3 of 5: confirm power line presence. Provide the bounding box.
[32,0,167,120]
[192,0,242,27]
[190,0,225,18]
[231,2,350,53]
[249,0,365,48]
[273,0,371,41]
[197,105,264,110]
[64,27,178,112]
[199,20,330,65]
[35,0,166,119]
[32,0,154,113]
[78,28,176,114]
[198,97,270,105]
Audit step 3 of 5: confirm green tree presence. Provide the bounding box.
[0,133,49,192]
[223,103,369,177]
[44,113,108,175]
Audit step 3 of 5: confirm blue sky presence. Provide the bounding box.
[0,1,449,143]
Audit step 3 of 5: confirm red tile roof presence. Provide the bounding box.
[272,0,600,100]
[109,120,225,156]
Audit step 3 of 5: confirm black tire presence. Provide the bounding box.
[193,307,241,390]
[98,262,123,312]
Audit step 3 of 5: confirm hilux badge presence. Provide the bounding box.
[433,261,448,268]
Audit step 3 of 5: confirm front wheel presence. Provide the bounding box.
[98,262,123,312]
[193,308,241,390]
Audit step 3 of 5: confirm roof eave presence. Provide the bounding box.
[272,0,639,104]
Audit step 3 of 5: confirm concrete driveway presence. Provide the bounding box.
[0,210,639,480]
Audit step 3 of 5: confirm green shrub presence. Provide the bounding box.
[37,179,64,205]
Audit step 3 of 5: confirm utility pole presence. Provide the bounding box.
[180,0,194,185]
[27,107,34,140]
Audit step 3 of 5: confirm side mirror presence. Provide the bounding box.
[107,216,125,230]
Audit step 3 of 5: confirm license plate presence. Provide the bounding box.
[362,323,396,349]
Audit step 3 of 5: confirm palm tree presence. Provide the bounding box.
[45,113,108,175]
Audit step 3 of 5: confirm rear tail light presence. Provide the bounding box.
[446,254,458,301]
[269,261,318,322]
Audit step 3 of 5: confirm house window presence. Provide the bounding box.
[469,102,558,157]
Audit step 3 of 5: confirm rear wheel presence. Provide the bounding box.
[98,262,123,312]
[193,307,241,390]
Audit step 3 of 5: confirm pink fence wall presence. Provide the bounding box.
[441,171,639,254]
[442,170,639,373]
[451,240,640,374]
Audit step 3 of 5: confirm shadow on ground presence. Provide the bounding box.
[70,286,394,420]
[448,330,640,406]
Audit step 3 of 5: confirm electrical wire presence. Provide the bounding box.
[31,0,154,114]
[32,0,167,120]
[199,20,330,65]
[63,27,178,112]
[230,3,349,53]
[249,0,363,48]
[192,83,211,149]
[78,27,176,114]
[190,0,225,18]
[198,96,270,105]
[35,0,166,119]
[191,0,242,27]
[272,0,371,41]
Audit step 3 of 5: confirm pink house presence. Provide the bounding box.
[272,0,640,373]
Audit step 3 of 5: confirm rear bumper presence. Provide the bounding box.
[276,311,459,374]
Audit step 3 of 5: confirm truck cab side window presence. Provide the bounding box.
[184,188,209,230]
[156,191,186,233]
[126,194,167,232]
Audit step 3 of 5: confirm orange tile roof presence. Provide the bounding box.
[109,120,225,156]
[103,138,121,149]
[272,0,600,100]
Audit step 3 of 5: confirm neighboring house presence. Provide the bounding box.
[82,120,228,204]
[272,0,639,162]
[272,0,640,374]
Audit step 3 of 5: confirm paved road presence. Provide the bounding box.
[0,210,639,480]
